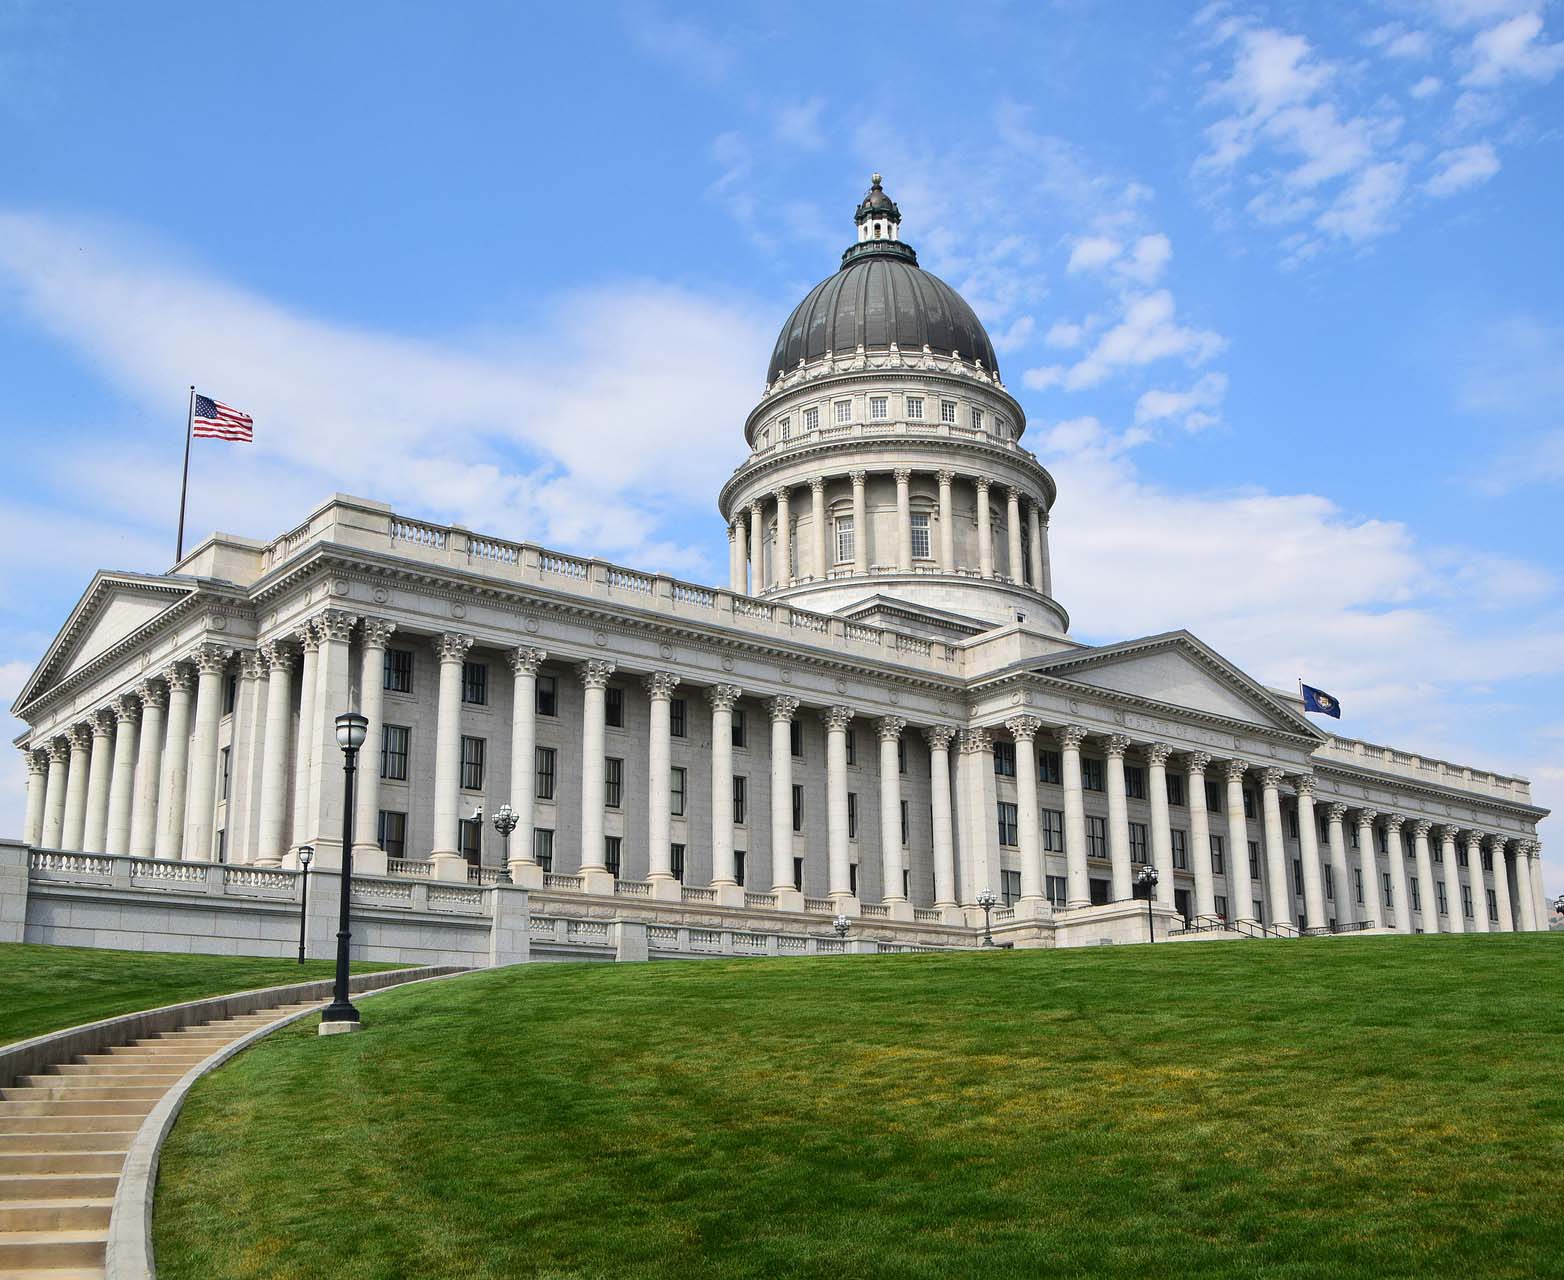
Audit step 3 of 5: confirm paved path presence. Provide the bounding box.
[0,999,321,1279]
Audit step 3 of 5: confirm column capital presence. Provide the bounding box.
[1326,802,1349,823]
[163,663,196,694]
[191,642,231,675]
[360,617,398,649]
[772,486,791,504]
[1462,829,1483,848]
[46,738,71,764]
[24,747,47,776]
[958,727,992,754]
[893,467,912,484]
[1435,823,1460,843]
[437,632,476,664]
[111,694,142,724]
[137,677,169,708]
[237,649,266,681]
[1104,733,1131,759]
[507,646,547,677]
[975,476,991,493]
[1485,832,1508,854]
[312,609,357,644]
[259,640,297,674]
[849,470,867,487]
[1384,813,1406,834]
[69,723,94,751]
[705,683,743,711]
[1259,766,1285,789]
[294,621,321,653]
[1410,818,1432,838]
[749,499,765,516]
[821,704,853,732]
[1039,509,1051,526]
[808,475,826,494]
[923,725,957,751]
[1294,773,1317,799]
[768,695,800,722]
[935,470,956,486]
[1223,758,1248,783]
[1004,715,1041,742]
[727,521,739,542]
[1004,484,1021,501]
[1057,724,1086,751]
[1146,742,1173,767]
[90,708,115,737]
[876,715,907,741]
[1355,808,1379,826]
[643,671,681,701]
[579,658,616,689]
[1184,750,1212,774]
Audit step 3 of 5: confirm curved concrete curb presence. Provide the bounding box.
[107,966,478,1280]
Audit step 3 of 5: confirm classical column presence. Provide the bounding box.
[894,469,913,571]
[975,478,994,579]
[926,726,958,911]
[1224,760,1255,925]
[936,471,956,572]
[1028,502,1044,590]
[1258,769,1290,929]
[42,739,70,847]
[253,643,297,867]
[1059,725,1089,907]
[707,685,742,893]
[1038,511,1055,597]
[304,611,355,858]
[1356,811,1384,929]
[23,750,47,846]
[230,650,267,863]
[645,672,681,892]
[850,471,869,573]
[732,519,748,593]
[823,705,853,901]
[1511,840,1537,932]
[1410,820,1437,932]
[351,620,398,869]
[769,696,801,897]
[1437,825,1464,934]
[61,724,93,851]
[129,681,167,858]
[577,659,616,882]
[1007,717,1045,907]
[749,501,765,593]
[1005,488,1024,583]
[1295,777,1327,931]
[104,695,141,856]
[1464,831,1489,933]
[505,647,545,877]
[1488,835,1514,932]
[183,644,230,861]
[430,633,475,877]
[878,717,907,906]
[727,521,740,592]
[1186,753,1216,918]
[1385,816,1413,934]
[289,625,320,847]
[1319,803,1353,927]
[1145,744,1175,908]
[958,729,999,904]
[1104,734,1132,901]
[809,477,827,580]
[81,709,116,854]
[1527,843,1547,931]
[773,487,792,585]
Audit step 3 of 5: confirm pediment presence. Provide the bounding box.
[1033,631,1322,739]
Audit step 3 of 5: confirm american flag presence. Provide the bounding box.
[191,394,254,441]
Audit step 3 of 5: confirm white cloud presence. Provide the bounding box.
[1063,291,1226,390]
[1022,364,1065,391]
[1133,371,1229,431]
[1315,161,1408,241]
[1426,141,1501,194]
[774,97,826,150]
[1462,11,1564,86]
[1411,74,1444,98]
[1067,235,1121,273]
[1366,22,1436,59]
[1117,233,1172,284]
[1045,320,1087,349]
[628,11,736,84]
[992,314,1036,354]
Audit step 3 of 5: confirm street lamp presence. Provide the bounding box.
[295,845,313,964]
[491,803,519,885]
[976,889,997,948]
[832,914,851,939]
[320,711,368,1034]
[1135,865,1160,943]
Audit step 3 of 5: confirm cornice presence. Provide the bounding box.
[747,363,1027,441]
[1310,761,1546,824]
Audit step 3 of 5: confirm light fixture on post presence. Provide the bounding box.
[1135,864,1160,942]
[320,711,368,1035]
[832,914,851,940]
[976,889,997,947]
[491,803,519,885]
[295,845,314,964]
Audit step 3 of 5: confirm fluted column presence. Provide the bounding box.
[850,471,868,573]
[878,717,907,905]
[727,521,740,592]
[769,696,800,895]
[1463,831,1488,933]
[304,611,355,858]
[1105,734,1132,901]
[975,478,994,579]
[289,625,320,848]
[184,644,230,861]
[1385,815,1413,934]
[1357,811,1384,928]
[351,620,397,867]
[1295,777,1326,931]
[1527,843,1547,931]
[1005,488,1023,583]
[1511,840,1537,932]
[1038,511,1055,596]
[430,633,475,876]
[230,651,266,864]
[1007,717,1044,906]
[1410,820,1437,932]
[958,729,998,904]
[749,501,765,593]
[926,726,957,909]
[23,750,48,845]
[81,710,115,854]
[823,705,853,901]
[1489,835,1514,932]
[1028,502,1044,589]
[1186,753,1215,917]
[645,672,681,889]
[253,643,296,867]
[104,696,141,855]
[577,659,615,879]
[1437,825,1464,934]
[42,740,70,847]
[506,648,546,876]
[1259,769,1289,928]
[936,471,955,572]
[707,685,742,890]
[809,477,827,580]
[62,726,92,852]
[1224,760,1255,925]
[894,469,913,571]
[773,487,792,585]
[1324,803,1354,927]
[732,519,748,593]
[1060,725,1089,907]
[128,682,166,858]
[1144,744,1174,907]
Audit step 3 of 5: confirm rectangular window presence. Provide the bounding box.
[1215,894,1229,920]
[1042,809,1064,852]
[734,850,746,886]
[790,720,804,758]
[1082,758,1105,792]
[847,792,857,839]
[535,747,556,800]
[1086,815,1107,858]
[604,836,622,876]
[1481,849,1492,872]
[910,512,931,559]
[671,766,687,818]
[906,396,924,420]
[671,843,685,883]
[835,515,855,564]
[794,784,806,833]
[1411,877,1422,911]
[1351,826,1360,850]
[461,660,488,706]
[1487,888,1498,922]
[215,829,226,863]
[381,725,410,782]
[1378,827,1388,855]
[848,863,858,897]
[458,817,482,866]
[1456,845,1468,868]
[870,395,888,420]
[605,758,623,808]
[384,648,414,694]
[993,741,1016,777]
[1039,749,1062,785]
[778,416,791,440]
[1461,884,1474,919]
[1436,882,1448,915]
[1046,875,1067,907]
[220,746,231,800]
[803,406,819,432]
[460,736,485,791]
[1243,789,1256,820]
[731,707,746,748]
[998,801,1019,847]
[1001,869,1021,907]
[1166,773,1185,807]
[670,698,687,738]
[1205,780,1222,812]
[606,686,625,729]
[1129,822,1149,862]
[900,799,909,846]
[377,810,406,858]
[1248,841,1260,878]
[1171,829,1189,870]
[1090,879,1110,905]
[1355,868,1365,906]
[1432,844,1443,865]
[1210,834,1225,875]
[834,399,851,424]
[793,857,805,892]
[733,775,746,825]
[223,673,238,715]
[846,728,857,767]
[1324,864,1335,901]
[1383,871,1393,903]
[536,674,558,717]
[1125,766,1146,801]
[941,399,957,424]
[1287,809,1299,840]
[971,407,983,430]
[1294,858,1304,895]
[898,737,907,775]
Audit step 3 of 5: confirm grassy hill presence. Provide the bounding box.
[154,935,1562,1279]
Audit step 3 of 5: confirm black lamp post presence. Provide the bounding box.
[320,711,368,1032]
[491,803,519,885]
[976,889,997,947]
[1135,864,1159,942]
[295,845,313,964]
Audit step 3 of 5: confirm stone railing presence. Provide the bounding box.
[680,886,717,904]
[743,891,777,910]
[223,867,296,894]
[1315,735,1531,802]
[389,858,434,877]
[467,866,502,885]
[803,897,834,914]
[542,872,584,892]
[860,903,890,918]
[29,851,114,878]
[913,907,944,923]
[615,879,653,898]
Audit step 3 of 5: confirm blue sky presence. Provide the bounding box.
[1,1,1559,892]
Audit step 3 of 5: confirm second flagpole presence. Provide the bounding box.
[175,384,195,563]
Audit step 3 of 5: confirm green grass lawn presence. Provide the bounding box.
[154,935,1563,1280]
[0,942,401,1046]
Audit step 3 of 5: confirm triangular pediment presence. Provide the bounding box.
[1032,631,1322,739]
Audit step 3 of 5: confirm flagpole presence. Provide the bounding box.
[175,385,195,564]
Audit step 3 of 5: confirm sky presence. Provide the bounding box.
[0,1,1559,895]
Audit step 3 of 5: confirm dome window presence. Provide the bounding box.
[803,407,819,432]
[834,515,855,564]
[971,407,984,431]
[907,396,924,420]
[940,400,957,424]
[779,416,791,441]
[870,396,888,420]
[834,400,852,424]
[910,513,931,560]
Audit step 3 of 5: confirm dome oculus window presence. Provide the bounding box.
[870,396,888,420]
[906,396,923,420]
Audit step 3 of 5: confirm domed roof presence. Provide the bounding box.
[766,178,998,385]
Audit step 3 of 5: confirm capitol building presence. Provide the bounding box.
[5,178,1551,957]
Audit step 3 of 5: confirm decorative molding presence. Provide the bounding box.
[1004,715,1041,742]
[579,658,616,689]
[69,723,94,751]
[1184,750,1212,774]
[923,725,956,751]
[360,617,398,649]
[437,632,475,663]
[769,695,800,722]
[643,671,681,700]
[1057,724,1086,751]
[958,727,992,754]
[1260,767,1285,789]
[1410,819,1433,839]
[90,708,115,737]
[1146,742,1172,767]
[111,694,141,724]
[191,643,231,676]
[237,649,265,681]
[1295,774,1317,800]
[137,678,169,709]
[877,715,907,741]
[1326,803,1349,824]
[259,640,297,675]
[705,683,743,712]
[164,664,196,694]
[1104,733,1130,759]
[507,647,547,677]
[1224,758,1249,783]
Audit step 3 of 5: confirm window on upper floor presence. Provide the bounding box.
[1125,765,1146,801]
[535,747,556,800]
[1082,758,1105,792]
[835,515,855,564]
[941,399,957,424]
[1042,809,1064,852]
[1130,823,1149,862]
[1166,774,1185,806]
[971,407,983,431]
[671,767,687,818]
[461,660,488,706]
[671,698,687,739]
[906,396,924,420]
[378,810,406,859]
[846,728,857,767]
[779,416,791,441]
[536,674,558,718]
[535,829,555,872]
[606,686,625,729]
[733,775,746,826]
[790,721,804,758]
[1039,749,1062,786]
[993,741,1016,778]
[384,648,414,694]
[870,396,888,420]
[1087,816,1107,857]
[834,400,852,424]
[803,407,819,432]
[997,801,1020,848]
[846,792,857,839]
[1171,829,1188,870]
[460,736,485,791]
[606,757,623,808]
[910,512,931,560]
[732,707,747,749]
[381,725,410,782]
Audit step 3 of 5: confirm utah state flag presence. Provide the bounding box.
[1300,683,1342,719]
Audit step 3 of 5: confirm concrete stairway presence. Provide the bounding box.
[0,1001,321,1279]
